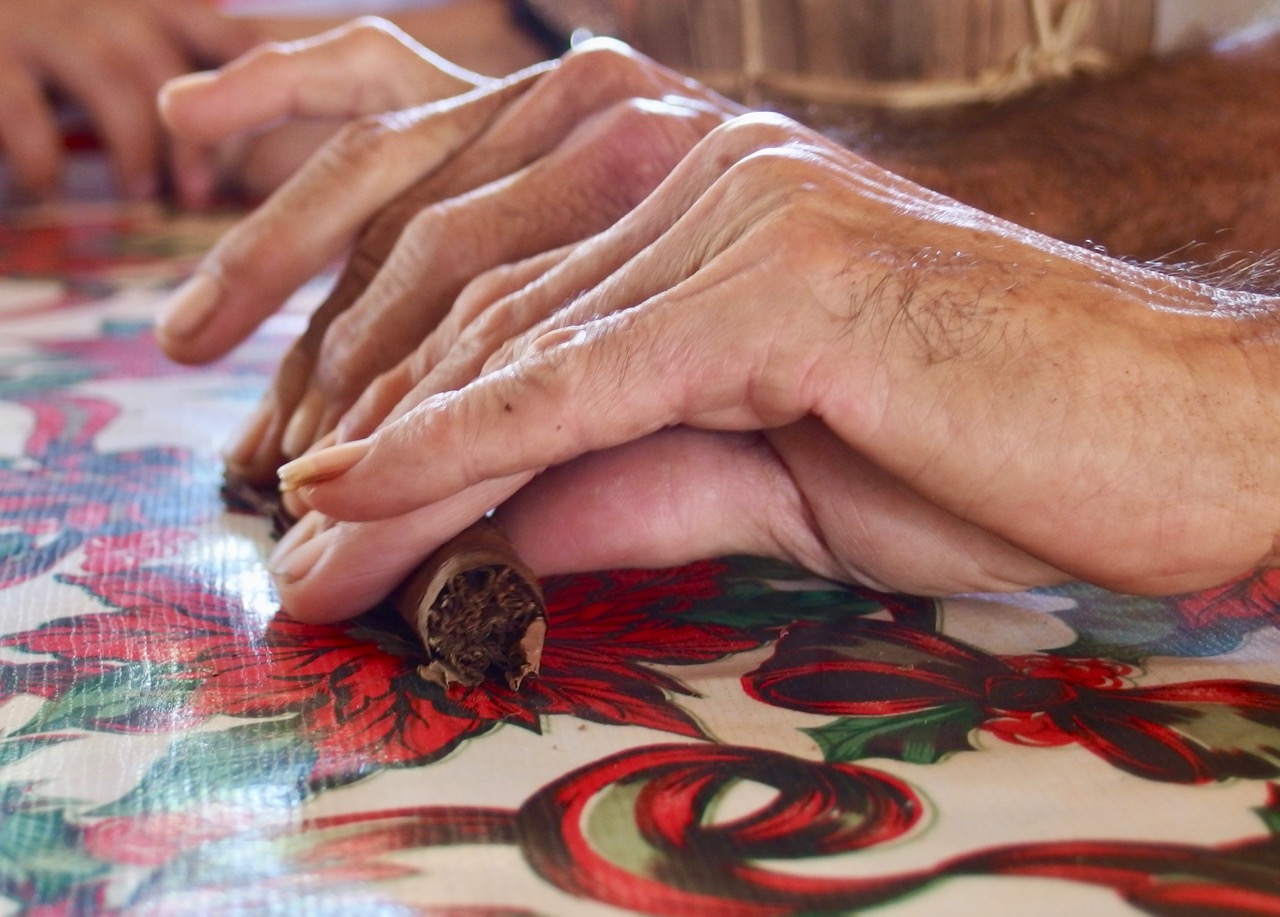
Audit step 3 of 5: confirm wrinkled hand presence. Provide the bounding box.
[158,16,496,210]
[155,25,740,485]
[0,0,255,199]
[270,112,1280,622]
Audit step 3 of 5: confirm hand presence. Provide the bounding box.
[0,0,255,199]
[158,16,496,210]
[269,113,1280,622]
[155,29,740,485]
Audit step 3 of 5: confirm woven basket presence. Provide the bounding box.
[617,0,1156,109]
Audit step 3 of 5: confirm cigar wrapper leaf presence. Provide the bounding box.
[393,520,547,691]
[223,472,546,691]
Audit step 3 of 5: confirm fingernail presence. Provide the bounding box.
[278,437,373,492]
[279,431,337,518]
[269,513,330,583]
[158,272,222,342]
[159,71,218,110]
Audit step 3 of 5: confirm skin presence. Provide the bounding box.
[154,22,1280,623]
[0,0,542,203]
[0,0,257,199]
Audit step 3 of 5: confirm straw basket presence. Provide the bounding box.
[616,0,1156,109]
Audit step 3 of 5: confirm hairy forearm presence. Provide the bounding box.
[850,24,1280,263]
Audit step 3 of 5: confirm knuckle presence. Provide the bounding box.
[325,113,403,171]
[466,299,523,355]
[239,40,297,74]
[390,204,449,269]
[558,40,657,96]
[700,112,811,165]
[561,37,639,70]
[477,350,505,380]
[339,16,413,59]
[554,99,707,210]
[478,324,558,379]
[405,336,442,382]
[455,264,519,317]
[366,362,409,410]
[721,144,838,208]
[343,15,400,40]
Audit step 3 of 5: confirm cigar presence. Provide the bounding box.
[222,472,546,691]
[221,472,297,539]
[393,518,547,692]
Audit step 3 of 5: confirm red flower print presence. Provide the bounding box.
[982,655,1135,747]
[1043,573,1280,660]
[81,528,196,573]
[2,561,762,784]
[0,395,215,590]
[1170,569,1280,631]
[82,813,247,867]
[744,617,1280,783]
[518,743,924,917]
[521,745,1280,915]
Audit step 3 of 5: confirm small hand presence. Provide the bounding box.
[0,0,254,199]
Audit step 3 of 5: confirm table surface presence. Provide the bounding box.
[0,199,1278,916]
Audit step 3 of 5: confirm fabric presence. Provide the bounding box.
[0,201,1278,915]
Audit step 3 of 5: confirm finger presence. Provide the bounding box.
[271,428,791,622]
[276,94,725,461]
[762,421,1069,594]
[429,39,741,194]
[85,4,190,96]
[337,101,771,445]
[155,68,543,365]
[222,193,446,482]
[79,6,197,198]
[279,243,820,522]
[409,113,824,406]
[272,421,1066,621]
[143,0,262,64]
[227,46,738,476]
[274,120,839,517]
[33,29,164,199]
[500,423,1067,594]
[222,41,732,384]
[496,428,807,574]
[0,59,62,196]
[159,18,484,147]
[270,475,530,622]
[341,246,573,443]
[166,132,222,210]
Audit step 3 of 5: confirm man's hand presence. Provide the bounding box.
[268,113,1280,622]
[155,26,741,484]
[158,16,498,210]
[0,0,257,200]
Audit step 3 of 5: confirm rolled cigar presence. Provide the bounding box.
[222,472,546,691]
[393,519,546,691]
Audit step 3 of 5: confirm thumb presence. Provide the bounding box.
[493,427,804,575]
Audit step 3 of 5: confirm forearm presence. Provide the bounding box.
[852,24,1280,262]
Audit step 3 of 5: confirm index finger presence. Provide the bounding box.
[159,18,484,146]
[155,66,547,365]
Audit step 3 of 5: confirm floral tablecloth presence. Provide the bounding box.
[0,202,1277,916]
